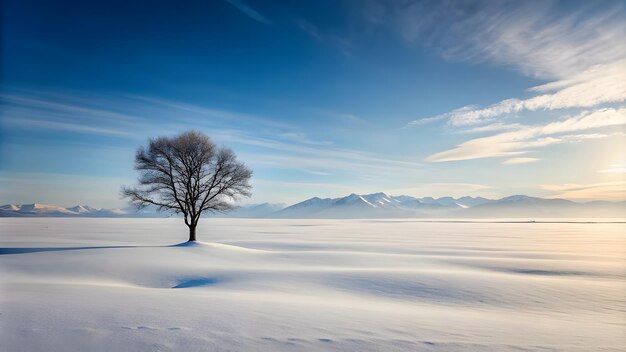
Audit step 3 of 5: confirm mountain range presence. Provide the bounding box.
[1,192,624,218]
[271,193,624,218]
[0,203,135,217]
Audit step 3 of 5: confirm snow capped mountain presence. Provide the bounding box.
[66,205,100,214]
[271,197,337,218]
[2,203,78,216]
[93,208,129,216]
[1,194,624,218]
[0,204,158,217]
[273,193,625,219]
[0,204,21,211]
[274,192,474,218]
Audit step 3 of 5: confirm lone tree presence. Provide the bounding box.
[122,131,252,242]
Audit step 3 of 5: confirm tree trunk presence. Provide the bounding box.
[188,225,197,242]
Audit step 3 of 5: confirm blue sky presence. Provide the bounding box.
[1,0,625,208]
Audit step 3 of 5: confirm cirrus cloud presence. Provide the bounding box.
[427,108,626,162]
[502,158,540,165]
[409,60,626,127]
[542,181,626,201]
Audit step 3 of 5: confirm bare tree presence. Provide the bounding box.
[122,131,252,242]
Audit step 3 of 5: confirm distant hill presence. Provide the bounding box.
[271,193,625,219]
[1,194,624,218]
[0,202,286,218]
[0,203,157,218]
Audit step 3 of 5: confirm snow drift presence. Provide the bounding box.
[1,218,624,351]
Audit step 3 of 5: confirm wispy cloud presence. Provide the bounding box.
[303,169,331,176]
[409,60,626,127]
[277,132,333,146]
[295,18,322,41]
[225,0,271,25]
[0,93,145,138]
[463,123,524,133]
[0,91,297,139]
[542,181,626,201]
[427,108,626,162]
[130,95,295,130]
[2,90,431,204]
[392,0,626,172]
[600,163,626,173]
[1,91,424,181]
[1,93,143,124]
[292,17,353,56]
[230,132,423,177]
[378,0,626,79]
[252,178,348,190]
[4,117,132,137]
[502,157,539,165]
[304,107,368,125]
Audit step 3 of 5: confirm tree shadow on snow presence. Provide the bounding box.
[0,245,146,255]
[0,242,196,255]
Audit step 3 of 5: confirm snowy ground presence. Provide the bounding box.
[1,218,625,351]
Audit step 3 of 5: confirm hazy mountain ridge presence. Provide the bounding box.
[0,202,286,218]
[0,203,133,217]
[2,193,624,218]
[273,193,624,219]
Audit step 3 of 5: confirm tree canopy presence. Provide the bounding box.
[122,131,252,241]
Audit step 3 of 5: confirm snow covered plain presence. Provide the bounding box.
[1,218,624,351]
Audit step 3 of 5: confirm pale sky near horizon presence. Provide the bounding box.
[1,0,625,208]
